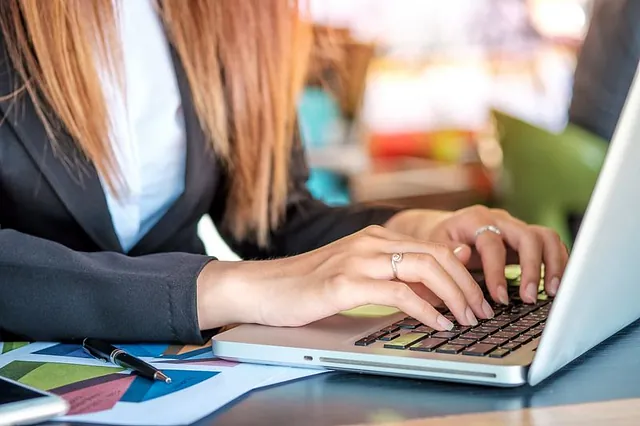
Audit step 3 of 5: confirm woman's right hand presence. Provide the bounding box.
[197,225,496,332]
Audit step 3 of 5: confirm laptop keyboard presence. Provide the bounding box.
[354,272,551,359]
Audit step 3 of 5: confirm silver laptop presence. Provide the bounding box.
[212,65,640,387]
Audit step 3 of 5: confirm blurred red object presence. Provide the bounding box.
[368,130,477,162]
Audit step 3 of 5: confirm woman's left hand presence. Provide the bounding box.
[384,206,569,305]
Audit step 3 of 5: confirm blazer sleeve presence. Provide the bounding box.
[211,132,402,259]
[0,226,214,344]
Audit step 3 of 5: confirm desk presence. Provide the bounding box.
[366,399,640,425]
[58,320,640,426]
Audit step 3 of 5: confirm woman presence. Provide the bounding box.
[0,0,567,344]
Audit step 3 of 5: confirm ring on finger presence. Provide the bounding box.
[475,225,502,239]
[391,253,403,279]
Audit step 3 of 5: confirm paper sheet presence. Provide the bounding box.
[0,341,325,425]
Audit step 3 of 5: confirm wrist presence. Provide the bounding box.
[196,260,255,330]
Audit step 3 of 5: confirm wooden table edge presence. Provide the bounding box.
[348,398,640,426]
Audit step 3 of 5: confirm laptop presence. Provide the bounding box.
[212,66,640,387]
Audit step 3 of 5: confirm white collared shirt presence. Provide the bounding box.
[100,0,186,252]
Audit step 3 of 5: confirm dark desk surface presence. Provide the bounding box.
[60,320,640,426]
[204,319,640,425]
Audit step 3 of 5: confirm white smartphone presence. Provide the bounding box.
[0,376,69,425]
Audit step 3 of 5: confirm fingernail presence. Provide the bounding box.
[481,300,495,319]
[437,315,454,331]
[549,277,560,296]
[465,307,478,326]
[497,286,509,305]
[526,282,538,303]
[454,246,464,255]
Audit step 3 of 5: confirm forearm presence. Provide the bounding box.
[0,229,212,343]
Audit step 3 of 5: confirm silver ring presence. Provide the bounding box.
[391,253,403,279]
[475,225,502,239]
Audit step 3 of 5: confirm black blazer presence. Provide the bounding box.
[0,35,398,344]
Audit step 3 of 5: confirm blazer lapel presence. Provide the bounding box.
[0,34,218,256]
[0,61,123,252]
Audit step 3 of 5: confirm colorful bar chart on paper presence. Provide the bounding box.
[31,340,238,367]
[33,342,212,360]
[0,342,29,354]
[0,360,217,416]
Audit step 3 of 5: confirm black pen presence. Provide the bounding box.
[82,338,172,384]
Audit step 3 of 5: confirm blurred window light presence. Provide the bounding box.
[529,0,588,40]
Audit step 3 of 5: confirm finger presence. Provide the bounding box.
[495,220,544,304]
[358,225,469,254]
[417,245,494,320]
[452,244,473,264]
[348,279,455,331]
[534,226,569,296]
[360,247,491,322]
[474,229,509,305]
[407,282,444,307]
[352,228,492,320]
[384,252,477,326]
[357,233,490,319]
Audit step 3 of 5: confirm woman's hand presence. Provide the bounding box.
[384,206,570,305]
[196,225,496,331]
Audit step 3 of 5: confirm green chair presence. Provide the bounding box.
[492,110,609,247]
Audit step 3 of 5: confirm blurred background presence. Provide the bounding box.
[204,0,610,259]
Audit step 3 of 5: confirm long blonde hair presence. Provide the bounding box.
[0,0,312,246]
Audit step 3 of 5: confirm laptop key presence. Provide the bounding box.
[355,337,376,346]
[378,333,400,341]
[432,331,459,340]
[486,319,510,328]
[501,313,523,322]
[493,331,519,340]
[409,338,448,352]
[449,338,474,347]
[415,326,436,334]
[490,305,506,315]
[395,319,422,329]
[504,325,525,334]
[502,341,521,351]
[513,335,532,345]
[384,333,428,349]
[516,318,539,326]
[356,330,393,345]
[381,325,401,334]
[473,325,500,334]
[444,313,456,322]
[482,337,509,346]
[489,348,511,358]
[509,306,528,315]
[460,331,487,341]
[435,344,466,354]
[462,343,497,356]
